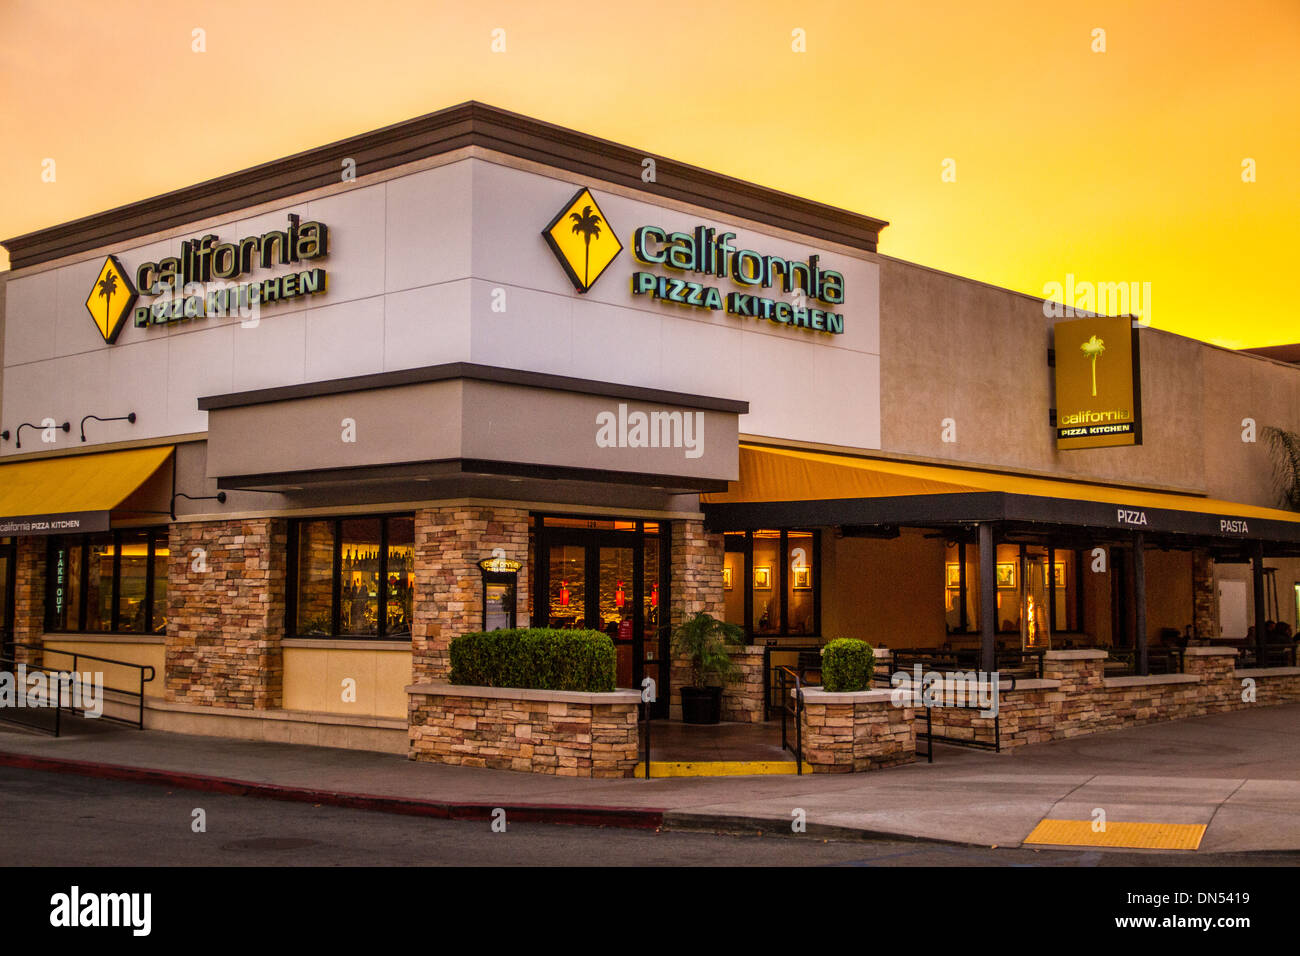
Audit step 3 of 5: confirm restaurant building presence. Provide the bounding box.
[1,102,1297,765]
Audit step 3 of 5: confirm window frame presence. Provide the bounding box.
[722,529,821,642]
[285,513,415,641]
[44,528,169,635]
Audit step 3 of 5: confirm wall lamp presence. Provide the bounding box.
[81,411,137,442]
[1,421,71,449]
[170,491,227,520]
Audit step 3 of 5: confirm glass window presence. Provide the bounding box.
[152,537,169,635]
[295,521,335,636]
[340,519,381,637]
[85,535,115,633]
[45,530,166,634]
[0,538,12,639]
[288,515,415,639]
[385,517,414,638]
[751,532,782,635]
[548,544,586,628]
[786,531,815,636]
[117,530,150,634]
[723,529,819,639]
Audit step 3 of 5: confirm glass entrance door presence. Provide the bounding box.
[537,518,669,717]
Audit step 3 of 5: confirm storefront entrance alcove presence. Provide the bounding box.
[533,516,670,718]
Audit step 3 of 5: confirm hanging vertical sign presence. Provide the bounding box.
[1053,316,1142,449]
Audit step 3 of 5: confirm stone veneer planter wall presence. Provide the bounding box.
[408,682,642,777]
[798,688,916,773]
[911,648,1300,752]
[722,645,766,723]
[795,647,1300,771]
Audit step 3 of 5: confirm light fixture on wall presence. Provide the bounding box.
[1,420,71,449]
[80,411,137,442]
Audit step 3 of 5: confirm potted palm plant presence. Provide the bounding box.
[671,611,745,724]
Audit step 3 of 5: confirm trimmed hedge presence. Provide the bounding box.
[821,638,874,692]
[449,628,617,692]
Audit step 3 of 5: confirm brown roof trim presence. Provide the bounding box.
[2,102,888,271]
[1240,344,1300,365]
[196,361,751,415]
[215,458,730,495]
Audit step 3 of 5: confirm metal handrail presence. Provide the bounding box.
[775,665,804,775]
[0,656,72,736]
[9,642,156,730]
[762,643,824,718]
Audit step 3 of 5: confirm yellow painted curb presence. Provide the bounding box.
[634,760,813,778]
[1024,819,1207,850]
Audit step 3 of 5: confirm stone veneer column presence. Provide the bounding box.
[166,519,287,709]
[410,505,530,685]
[1191,551,1219,640]
[12,537,46,665]
[668,519,725,625]
[668,519,725,717]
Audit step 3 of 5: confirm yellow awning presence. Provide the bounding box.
[704,443,1300,527]
[0,446,174,534]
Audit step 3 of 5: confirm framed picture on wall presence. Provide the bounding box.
[753,565,772,590]
[1053,565,1068,588]
[722,566,733,590]
[945,563,961,588]
[792,566,812,590]
[996,563,1017,589]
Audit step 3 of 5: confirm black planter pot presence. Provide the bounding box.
[680,685,723,724]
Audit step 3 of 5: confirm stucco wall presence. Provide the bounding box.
[877,255,1300,508]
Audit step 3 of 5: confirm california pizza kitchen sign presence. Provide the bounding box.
[542,187,848,337]
[84,213,330,344]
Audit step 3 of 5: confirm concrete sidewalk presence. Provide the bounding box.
[1,703,1297,852]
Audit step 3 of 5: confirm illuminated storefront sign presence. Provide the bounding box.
[542,186,848,336]
[630,225,846,335]
[1053,315,1142,449]
[84,214,331,341]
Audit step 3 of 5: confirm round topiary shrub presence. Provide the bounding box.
[821,638,875,692]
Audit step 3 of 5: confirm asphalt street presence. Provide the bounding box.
[2,766,1295,867]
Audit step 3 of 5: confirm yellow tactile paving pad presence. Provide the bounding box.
[1024,819,1207,850]
[634,760,813,778]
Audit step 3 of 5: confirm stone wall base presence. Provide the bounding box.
[409,684,641,778]
[804,651,1300,770]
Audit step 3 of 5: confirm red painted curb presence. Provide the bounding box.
[0,751,666,830]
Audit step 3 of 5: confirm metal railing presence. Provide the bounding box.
[775,665,804,774]
[1234,642,1299,669]
[762,644,824,719]
[890,647,1044,680]
[1104,647,1185,676]
[4,643,156,734]
[0,656,73,736]
[877,658,1003,754]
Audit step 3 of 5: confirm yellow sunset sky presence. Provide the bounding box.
[1,0,1296,347]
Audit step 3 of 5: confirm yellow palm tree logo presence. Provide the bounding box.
[1080,335,1106,396]
[97,271,119,324]
[568,205,603,289]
